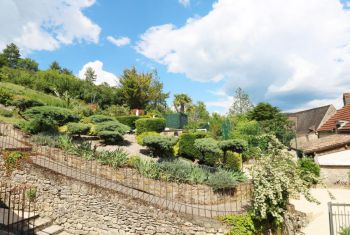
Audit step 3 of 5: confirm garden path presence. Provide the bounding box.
[291,187,350,235]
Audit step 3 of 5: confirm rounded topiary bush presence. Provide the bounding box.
[135,118,166,134]
[88,115,115,123]
[66,122,91,136]
[95,121,130,134]
[143,135,178,158]
[24,106,79,126]
[97,131,123,144]
[136,131,160,145]
[178,132,209,160]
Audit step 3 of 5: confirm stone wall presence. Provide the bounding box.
[0,158,228,235]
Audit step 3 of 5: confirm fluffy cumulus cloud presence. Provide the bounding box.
[137,0,350,111]
[78,60,119,86]
[0,0,101,52]
[107,36,131,47]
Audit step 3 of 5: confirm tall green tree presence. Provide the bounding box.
[173,93,192,113]
[248,102,280,121]
[18,58,38,71]
[84,67,97,83]
[2,43,20,68]
[119,67,168,109]
[229,87,254,115]
[49,61,61,71]
[188,101,209,122]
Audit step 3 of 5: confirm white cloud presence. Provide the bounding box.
[107,36,131,47]
[0,0,101,52]
[137,0,350,110]
[179,0,190,7]
[78,60,119,86]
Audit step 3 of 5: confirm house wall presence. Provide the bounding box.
[320,166,350,185]
[319,105,337,129]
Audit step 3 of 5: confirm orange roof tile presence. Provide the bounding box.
[318,104,350,132]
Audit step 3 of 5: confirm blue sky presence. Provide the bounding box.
[2,0,350,113]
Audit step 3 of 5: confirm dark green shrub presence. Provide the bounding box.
[24,106,79,126]
[89,114,115,123]
[136,131,160,145]
[95,121,130,134]
[298,157,321,185]
[0,87,12,105]
[12,98,44,112]
[135,118,166,134]
[219,139,248,154]
[178,132,209,160]
[67,122,91,136]
[207,169,243,191]
[194,137,222,164]
[224,151,242,171]
[143,135,178,157]
[21,117,58,134]
[116,116,141,129]
[97,131,123,144]
[219,213,256,235]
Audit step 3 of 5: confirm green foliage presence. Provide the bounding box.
[0,87,12,105]
[224,151,242,171]
[136,131,160,145]
[173,93,192,113]
[135,118,166,134]
[20,117,58,134]
[89,114,115,123]
[95,120,130,134]
[119,67,169,109]
[340,227,350,235]
[178,132,209,160]
[84,67,97,83]
[97,148,129,168]
[18,58,38,72]
[219,213,256,235]
[194,138,222,164]
[3,151,25,173]
[12,97,44,112]
[102,104,130,117]
[251,150,318,224]
[26,188,37,202]
[24,106,79,126]
[207,169,244,191]
[97,131,124,144]
[298,157,321,185]
[30,133,61,147]
[249,102,280,121]
[134,160,160,179]
[208,113,225,138]
[67,122,91,136]
[0,107,13,117]
[115,116,141,129]
[2,43,20,68]
[143,135,178,157]
[219,139,248,154]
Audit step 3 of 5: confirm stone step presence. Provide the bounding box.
[33,217,52,231]
[39,225,64,235]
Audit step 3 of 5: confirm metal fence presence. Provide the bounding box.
[0,122,252,218]
[0,183,37,235]
[328,202,350,235]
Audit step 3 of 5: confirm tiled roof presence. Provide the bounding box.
[288,105,333,135]
[297,134,350,154]
[318,104,350,132]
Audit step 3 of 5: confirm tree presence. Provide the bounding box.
[248,102,280,121]
[61,68,73,75]
[49,61,61,71]
[229,87,254,115]
[2,43,20,68]
[18,58,38,71]
[119,67,168,109]
[84,67,97,83]
[173,93,192,113]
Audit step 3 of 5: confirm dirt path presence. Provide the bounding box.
[291,188,350,235]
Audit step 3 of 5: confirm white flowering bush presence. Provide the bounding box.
[251,149,318,224]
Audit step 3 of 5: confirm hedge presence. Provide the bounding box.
[89,115,115,123]
[115,116,141,129]
[135,118,166,134]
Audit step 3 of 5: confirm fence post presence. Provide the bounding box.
[328,202,334,235]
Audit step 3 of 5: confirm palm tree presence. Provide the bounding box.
[173,93,192,113]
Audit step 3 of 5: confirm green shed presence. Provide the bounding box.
[165,113,188,129]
